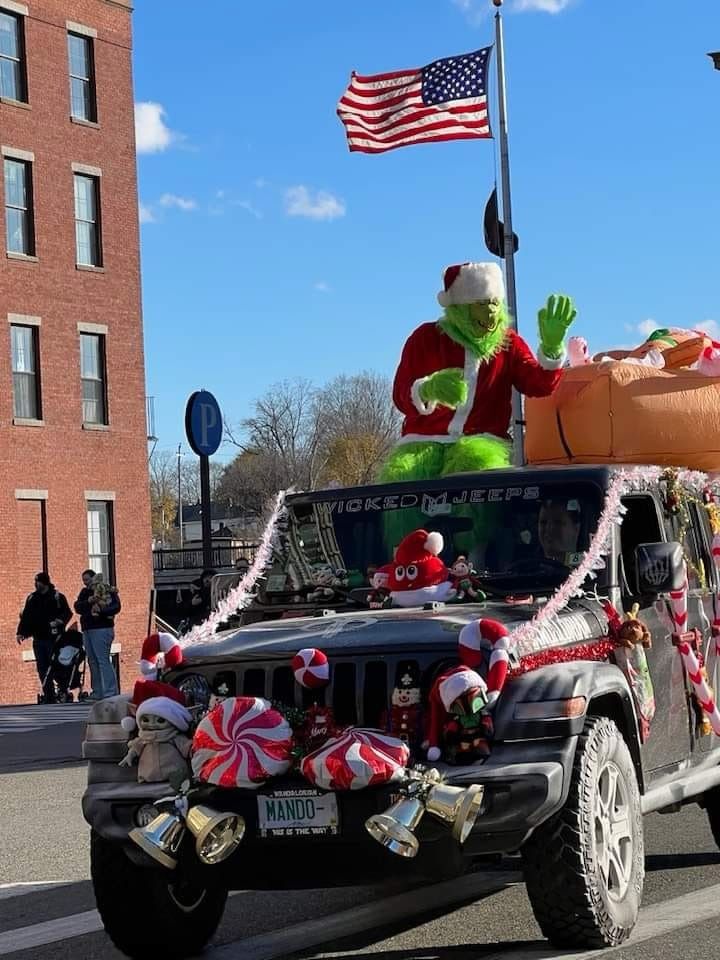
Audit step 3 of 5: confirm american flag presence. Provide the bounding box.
[337,48,492,155]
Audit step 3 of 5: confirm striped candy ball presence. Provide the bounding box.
[292,647,330,689]
[301,728,409,791]
[191,696,293,790]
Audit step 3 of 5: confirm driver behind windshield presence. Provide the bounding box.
[537,499,582,566]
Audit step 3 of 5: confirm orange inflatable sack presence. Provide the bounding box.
[525,361,720,471]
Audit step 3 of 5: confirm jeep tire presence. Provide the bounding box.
[521,716,644,948]
[91,830,228,959]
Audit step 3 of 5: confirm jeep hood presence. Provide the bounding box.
[180,601,607,663]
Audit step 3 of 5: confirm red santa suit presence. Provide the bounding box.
[393,324,562,445]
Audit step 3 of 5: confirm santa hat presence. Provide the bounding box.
[395,529,443,566]
[458,619,509,669]
[425,665,487,762]
[140,632,183,677]
[437,262,505,309]
[121,679,188,733]
[136,695,192,733]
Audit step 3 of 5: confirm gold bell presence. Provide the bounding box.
[425,783,484,844]
[186,805,246,865]
[129,812,186,870]
[365,795,425,858]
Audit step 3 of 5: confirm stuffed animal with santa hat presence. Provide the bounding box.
[119,679,192,787]
[387,529,455,607]
[367,564,392,609]
[425,665,492,764]
[380,261,576,481]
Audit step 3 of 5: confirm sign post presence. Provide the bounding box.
[184,390,223,570]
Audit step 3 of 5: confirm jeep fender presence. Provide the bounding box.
[493,660,644,792]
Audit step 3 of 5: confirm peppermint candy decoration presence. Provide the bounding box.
[301,728,409,791]
[191,697,293,789]
[292,647,330,689]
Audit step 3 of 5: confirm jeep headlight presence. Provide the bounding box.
[176,673,212,710]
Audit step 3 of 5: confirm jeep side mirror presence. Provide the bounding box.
[634,541,685,596]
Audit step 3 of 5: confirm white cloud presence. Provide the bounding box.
[159,193,197,212]
[513,0,574,11]
[254,178,268,189]
[637,318,657,337]
[284,186,346,221]
[135,102,178,154]
[314,281,331,293]
[138,203,155,224]
[235,199,263,220]
[452,0,575,21]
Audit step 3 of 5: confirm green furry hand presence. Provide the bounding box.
[538,294,577,359]
[419,368,468,409]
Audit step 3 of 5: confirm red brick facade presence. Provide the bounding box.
[0,0,151,703]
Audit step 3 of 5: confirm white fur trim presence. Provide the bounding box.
[158,632,178,654]
[439,669,486,711]
[427,746,442,762]
[136,697,192,733]
[390,581,455,608]
[410,376,438,416]
[120,716,137,733]
[537,345,566,370]
[437,262,505,308]
[394,431,506,447]
[448,349,480,435]
[425,531,444,556]
[140,659,158,677]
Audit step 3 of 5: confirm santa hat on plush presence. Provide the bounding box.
[458,619,512,708]
[437,262,505,308]
[424,665,488,762]
[140,632,184,678]
[388,529,454,608]
[121,679,190,733]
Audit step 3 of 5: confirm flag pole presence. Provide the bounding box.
[493,0,525,466]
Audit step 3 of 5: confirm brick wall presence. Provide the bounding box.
[0,0,151,703]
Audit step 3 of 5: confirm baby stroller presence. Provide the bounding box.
[38,627,88,704]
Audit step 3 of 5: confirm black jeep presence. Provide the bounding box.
[82,465,720,959]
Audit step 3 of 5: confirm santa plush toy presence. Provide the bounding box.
[380,261,576,480]
[387,529,455,607]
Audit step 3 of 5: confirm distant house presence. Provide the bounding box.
[176,503,261,543]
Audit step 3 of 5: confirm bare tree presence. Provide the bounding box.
[149,450,179,544]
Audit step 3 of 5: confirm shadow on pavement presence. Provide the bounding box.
[0,724,86,775]
[645,850,720,871]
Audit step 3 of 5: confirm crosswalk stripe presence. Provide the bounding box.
[0,704,91,736]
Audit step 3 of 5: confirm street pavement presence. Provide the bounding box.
[2,714,720,959]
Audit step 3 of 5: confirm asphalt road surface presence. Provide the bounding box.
[2,706,720,960]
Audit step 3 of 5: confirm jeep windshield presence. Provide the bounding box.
[257,477,605,610]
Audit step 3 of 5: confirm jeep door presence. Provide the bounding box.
[619,494,692,773]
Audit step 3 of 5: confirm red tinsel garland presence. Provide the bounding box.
[508,639,616,679]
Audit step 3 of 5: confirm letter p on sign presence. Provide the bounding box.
[185,390,223,457]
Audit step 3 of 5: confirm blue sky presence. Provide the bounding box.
[133,0,720,463]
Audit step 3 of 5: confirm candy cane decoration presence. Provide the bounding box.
[676,640,720,736]
[669,575,689,632]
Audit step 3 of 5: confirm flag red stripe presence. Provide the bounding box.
[346,75,421,99]
[347,129,492,154]
[351,68,419,84]
[343,116,490,146]
[343,103,487,135]
[339,86,424,113]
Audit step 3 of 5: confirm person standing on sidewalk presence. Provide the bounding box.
[16,573,72,703]
[74,569,121,700]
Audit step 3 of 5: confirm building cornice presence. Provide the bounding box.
[102,0,133,10]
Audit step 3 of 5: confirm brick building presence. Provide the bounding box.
[0,0,151,703]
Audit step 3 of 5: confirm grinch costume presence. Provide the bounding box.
[380,262,576,480]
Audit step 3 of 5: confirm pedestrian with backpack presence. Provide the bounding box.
[16,572,72,703]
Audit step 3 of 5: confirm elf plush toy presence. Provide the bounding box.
[425,665,492,764]
[381,261,576,480]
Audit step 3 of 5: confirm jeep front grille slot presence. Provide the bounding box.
[244,668,266,697]
[363,661,388,729]
[271,666,295,705]
[332,662,357,726]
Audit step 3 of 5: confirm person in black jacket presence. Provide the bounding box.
[74,569,121,701]
[16,572,72,703]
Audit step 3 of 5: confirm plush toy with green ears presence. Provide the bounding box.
[380,262,576,481]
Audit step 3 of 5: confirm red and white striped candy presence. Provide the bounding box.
[191,697,293,789]
[301,728,409,791]
[676,641,720,737]
[292,648,330,689]
[669,575,688,631]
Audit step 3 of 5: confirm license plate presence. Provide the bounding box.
[257,789,339,838]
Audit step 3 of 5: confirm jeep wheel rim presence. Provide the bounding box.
[593,760,633,902]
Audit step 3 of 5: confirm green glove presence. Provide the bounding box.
[419,368,468,409]
[537,294,577,360]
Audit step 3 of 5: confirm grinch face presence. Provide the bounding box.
[138,713,172,733]
[440,300,510,361]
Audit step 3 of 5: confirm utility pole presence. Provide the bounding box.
[177,444,184,550]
